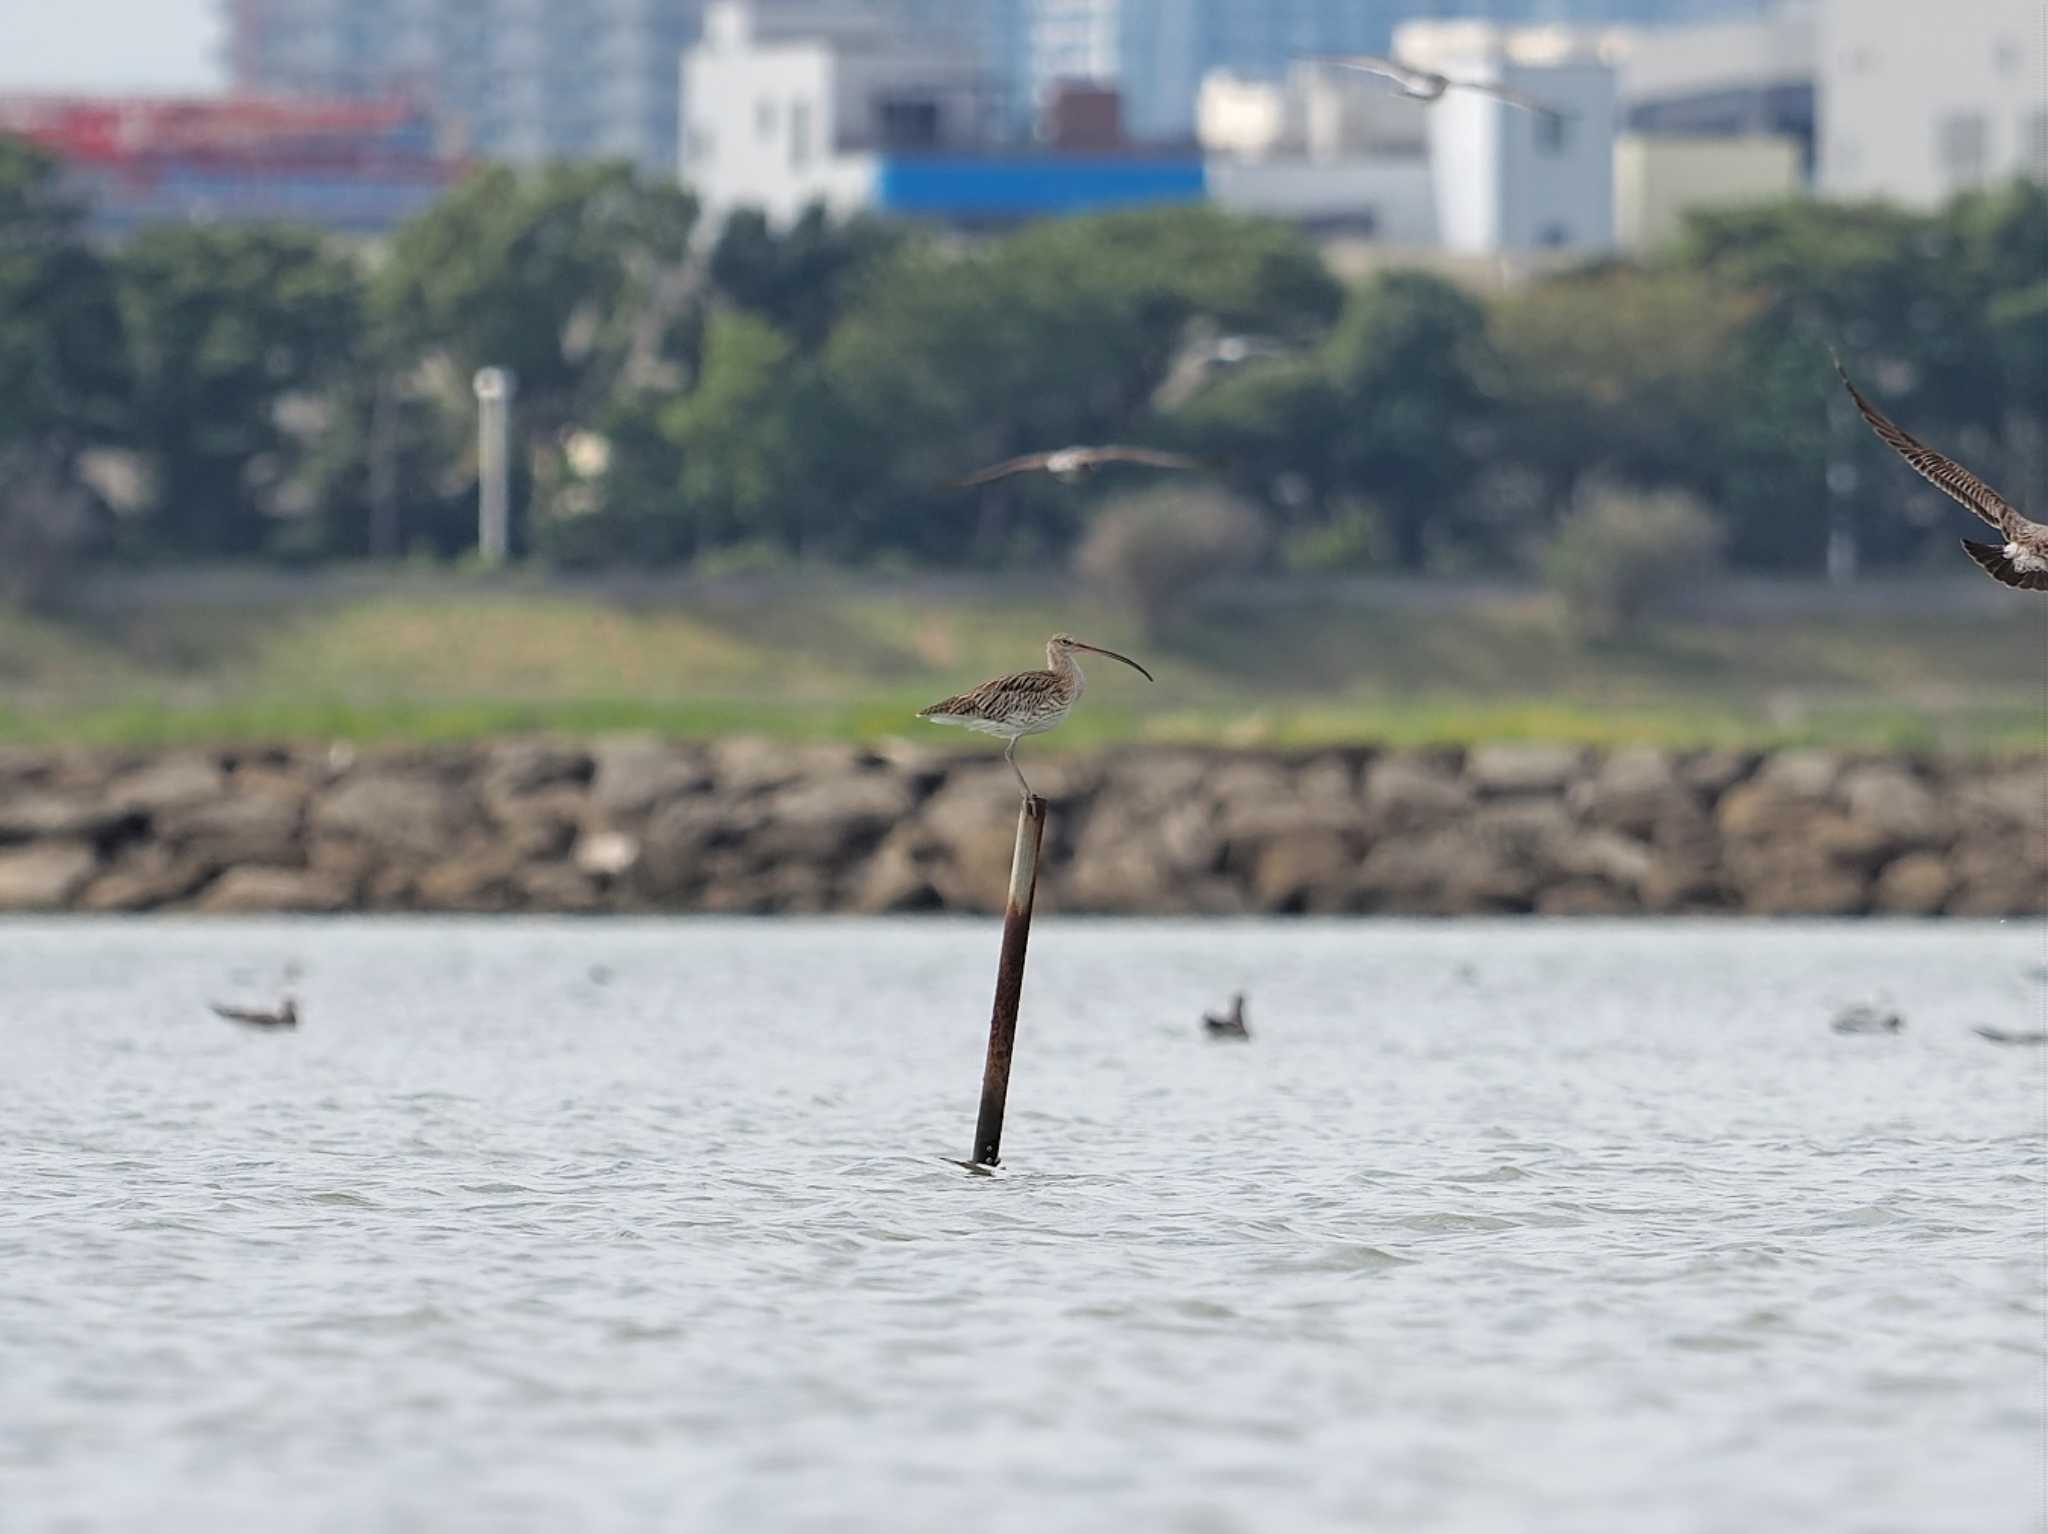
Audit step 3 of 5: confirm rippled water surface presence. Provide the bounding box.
[4,918,2045,1533]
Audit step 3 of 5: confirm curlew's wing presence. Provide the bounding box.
[917,667,1062,723]
[1085,446,1202,472]
[950,453,1053,488]
[1460,80,1568,119]
[1326,55,1431,92]
[1836,360,2017,533]
[1961,539,2048,591]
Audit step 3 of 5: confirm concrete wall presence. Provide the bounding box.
[1206,155,1436,242]
[1615,132,1804,251]
[1819,0,2048,206]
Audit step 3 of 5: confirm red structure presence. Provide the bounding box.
[0,93,466,235]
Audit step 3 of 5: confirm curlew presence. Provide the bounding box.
[1835,358,2048,591]
[1323,55,1568,121]
[1203,993,1251,1040]
[950,445,1200,489]
[210,997,299,1029]
[916,633,1153,798]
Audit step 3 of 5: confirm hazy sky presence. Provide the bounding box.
[3,0,223,93]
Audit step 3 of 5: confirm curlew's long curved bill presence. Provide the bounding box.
[1069,640,1154,681]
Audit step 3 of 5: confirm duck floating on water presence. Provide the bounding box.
[1973,1025,2047,1047]
[210,997,299,1030]
[1203,993,1250,1040]
[1831,1005,1902,1035]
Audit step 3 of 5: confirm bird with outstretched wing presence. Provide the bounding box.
[949,444,1203,488]
[1835,358,2048,591]
[1326,55,1569,121]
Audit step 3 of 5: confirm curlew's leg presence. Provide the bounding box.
[1004,737,1033,800]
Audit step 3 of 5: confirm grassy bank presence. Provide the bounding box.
[2,568,2041,750]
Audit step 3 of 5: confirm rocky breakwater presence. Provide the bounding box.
[0,740,2040,917]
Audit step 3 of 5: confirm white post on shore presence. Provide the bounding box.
[473,367,516,567]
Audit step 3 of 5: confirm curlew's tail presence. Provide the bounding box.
[1962,539,2048,591]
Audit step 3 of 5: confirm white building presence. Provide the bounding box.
[1395,21,1621,255]
[1818,0,2048,206]
[682,1,985,223]
[683,1,1206,228]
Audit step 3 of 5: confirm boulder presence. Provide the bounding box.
[415,846,529,912]
[1871,853,1954,916]
[159,792,305,867]
[849,832,944,914]
[750,772,918,864]
[1466,742,1587,797]
[637,799,759,898]
[515,863,606,913]
[0,793,135,844]
[1064,836,1178,912]
[197,867,355,914]
[1353,831,1537,914]
[0,843,99,910]
[107,756,226,814]
[1838,764,1949,853]
[313,773,480,852]
[78,847,216,912]
[1363,756,1475,832]
[588,737,712,819]
[481,739,592,800]
[1554,829,1656,892]
[1294,753,1360,804]
[1249,830,1356,912]
[1752,749,1843,799]
[1568,748,1693,834]
[488,786,585,861]
[1680,749,1759,798]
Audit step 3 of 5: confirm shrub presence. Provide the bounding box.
[0,446,106,612]
[1075,484,1266,634]
[1541,479,1725,634]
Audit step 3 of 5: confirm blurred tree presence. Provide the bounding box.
[709,202,906,352]
[114,223,363,555]
[0,137,128,454]
[369,162,699,554]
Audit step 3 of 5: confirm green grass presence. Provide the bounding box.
[2,567,2042,751]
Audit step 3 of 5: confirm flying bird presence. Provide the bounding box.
[950,445,1201,488]
[1324,55,1567,121]
[1836,358,2048,591]
[1203,993,1251,1040]
[210,997,299,1029]
[916,633,1153,799]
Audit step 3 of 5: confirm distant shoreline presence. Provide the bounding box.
[0,739,2039,918]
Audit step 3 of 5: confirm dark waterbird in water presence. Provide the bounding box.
[1831,1004,1902,1035]
[210,997,299,1030]
[1972,1026,2048,1047]
[1204,993,1251,1040]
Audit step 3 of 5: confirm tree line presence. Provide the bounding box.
[2,132,2042,602]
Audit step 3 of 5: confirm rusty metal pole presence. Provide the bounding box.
[972,793,1046,1167]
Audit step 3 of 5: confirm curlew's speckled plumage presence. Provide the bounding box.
[917,633,1153,797]
[1836,358,2048,591]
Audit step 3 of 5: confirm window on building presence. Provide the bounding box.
[2026,110,2048,182]
[1537,222,1571,248]
[1935,112,1989,190]
[789,100,812,168]
[756,98,777,141]
[877,95,942,151]
[1535,112,1569,155]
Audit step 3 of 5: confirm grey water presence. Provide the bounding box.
[3,918,2044,1534]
